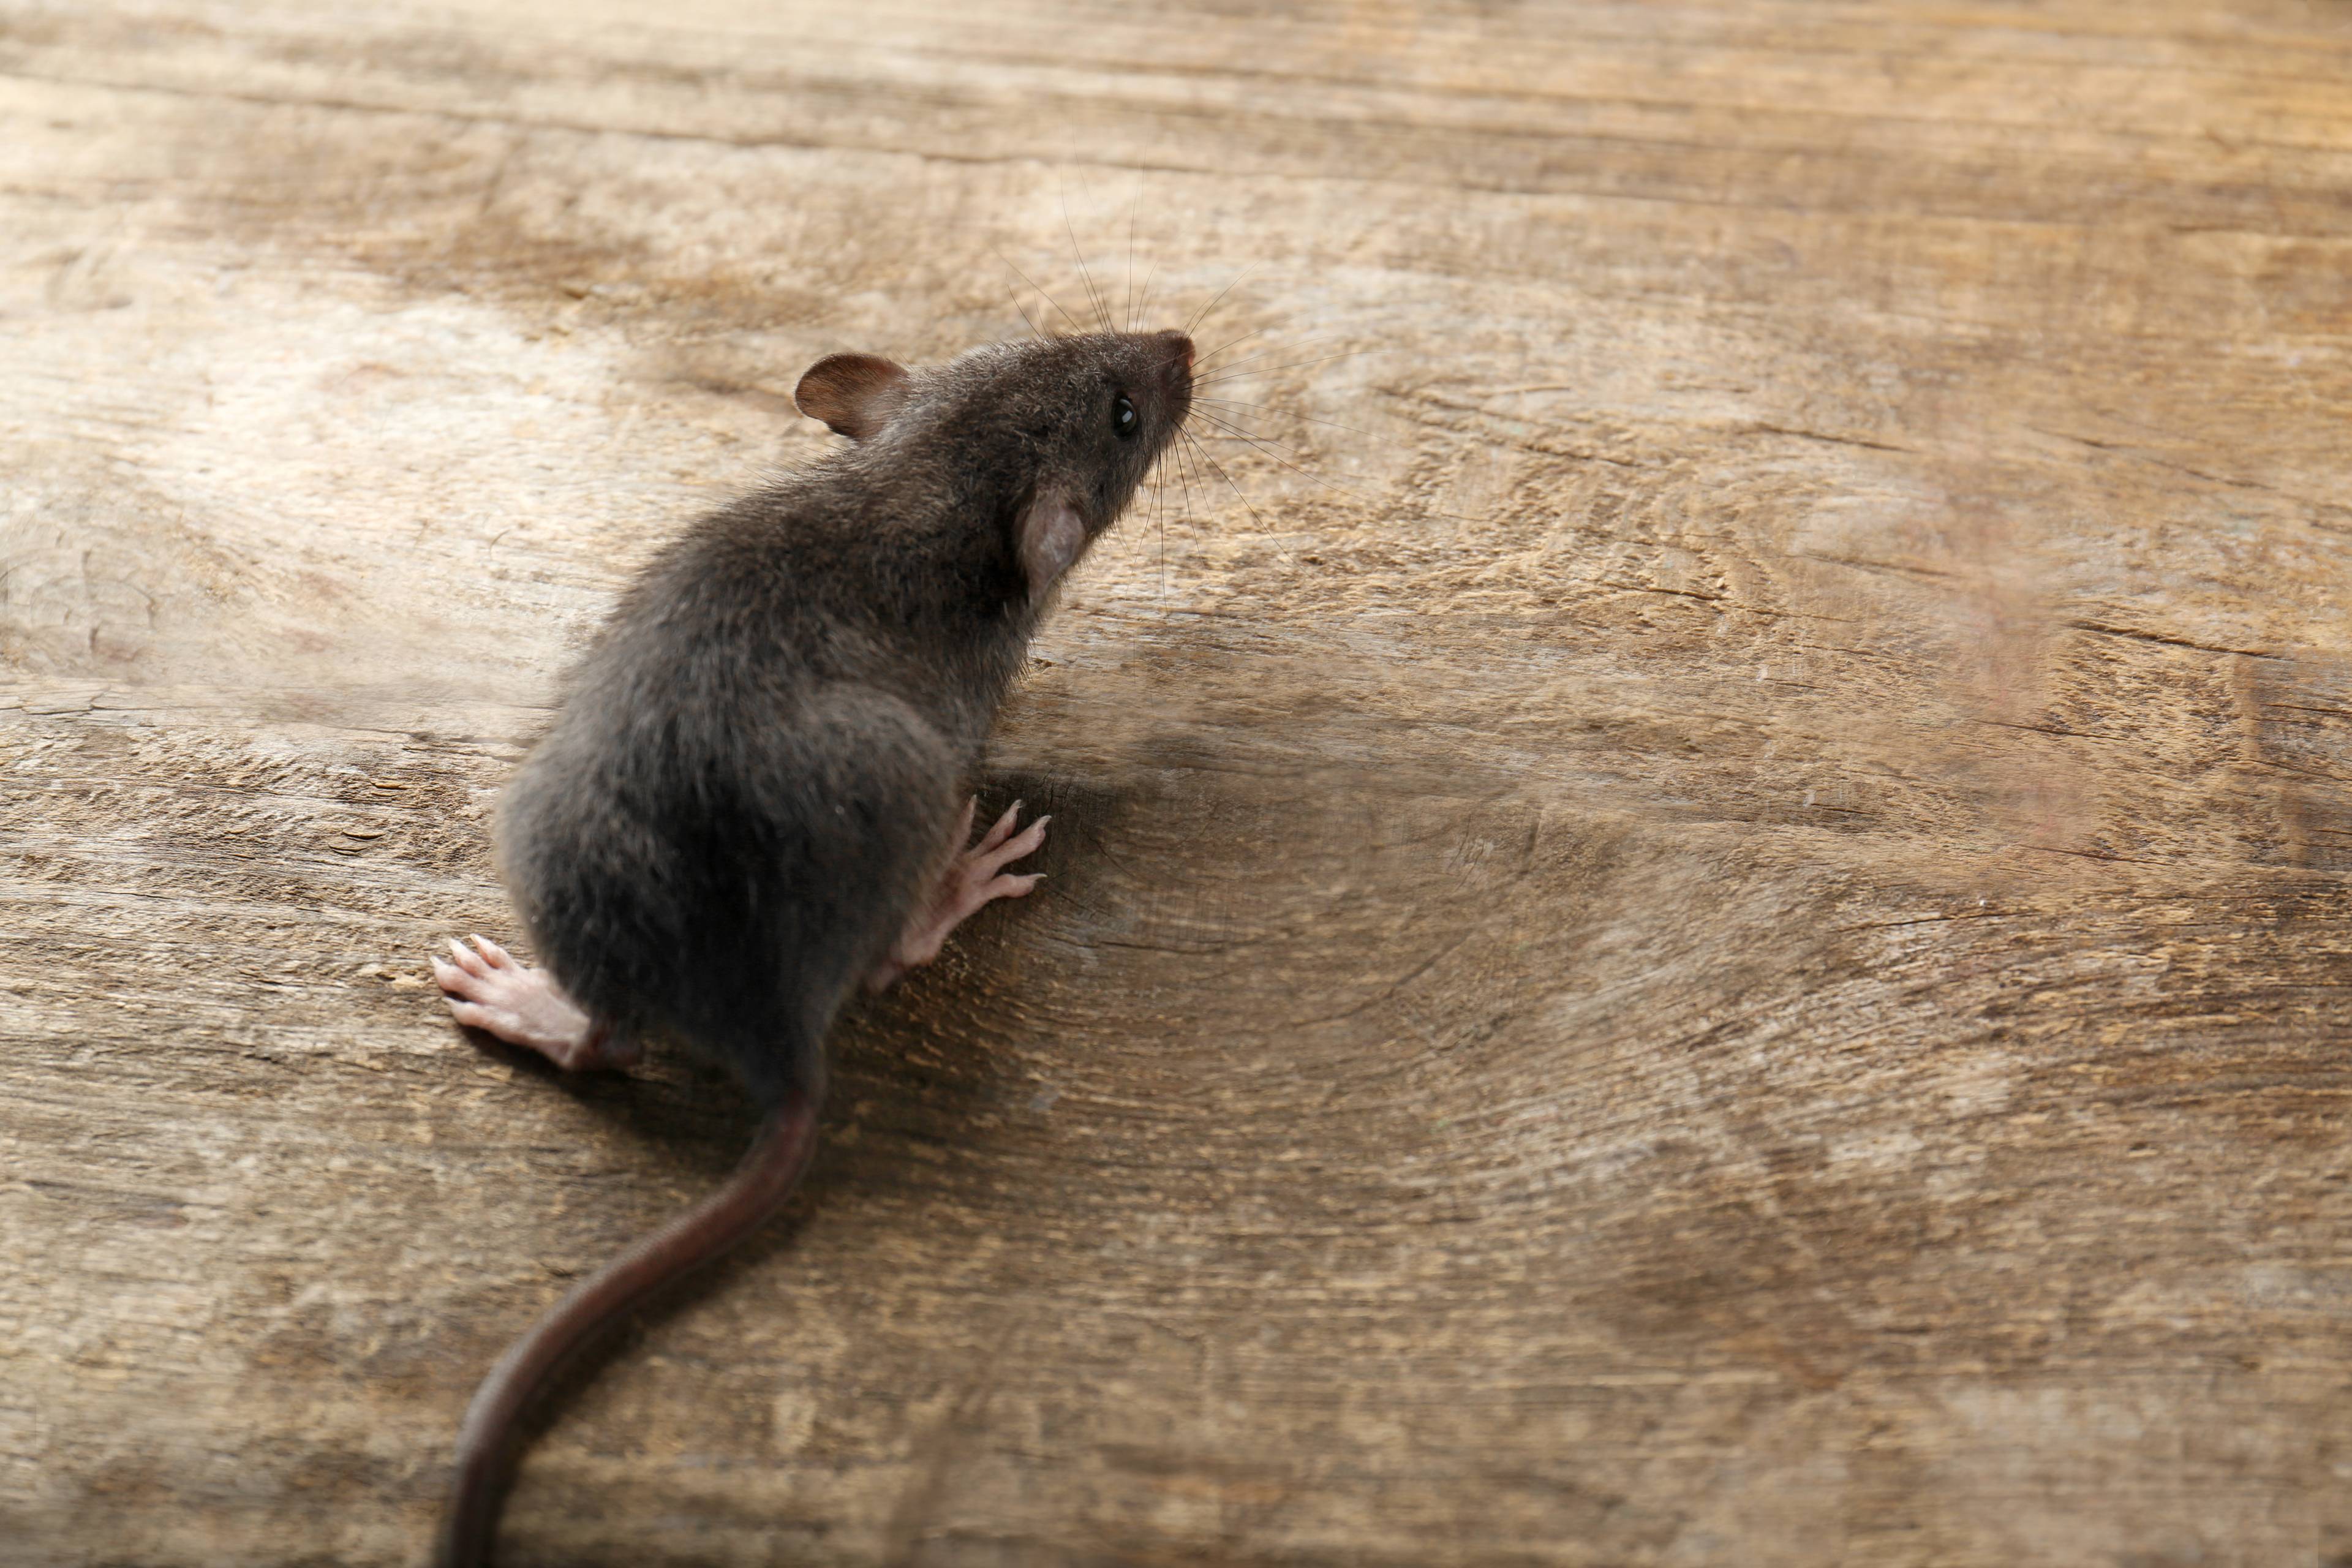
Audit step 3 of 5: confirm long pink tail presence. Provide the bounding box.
[437,1090,821,1567]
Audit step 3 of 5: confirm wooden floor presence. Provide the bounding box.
[6,2,2350,1563]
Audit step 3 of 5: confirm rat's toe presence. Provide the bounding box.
[976,815,1048,876]
[973,799,1023,854]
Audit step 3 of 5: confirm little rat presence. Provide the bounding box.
[428,326,1194,1566]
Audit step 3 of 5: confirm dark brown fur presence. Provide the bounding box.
[439,330,1193,1565]
[497,330,1192,1104]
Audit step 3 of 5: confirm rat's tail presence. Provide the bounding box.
[435,1090,822,1568]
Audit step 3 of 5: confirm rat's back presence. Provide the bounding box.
[492,489,963,1102]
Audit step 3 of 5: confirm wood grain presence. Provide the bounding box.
[4,1,2350,1562]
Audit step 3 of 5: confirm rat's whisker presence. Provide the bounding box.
[1183,429,1268,532]
[1194,347,1381,388]
[1124,180,1141,333]
[1194,339,1371,375]
[1131,255,1163,333]
[1175,423,1205,539]
[1062,190,1112,333]
[1194,395,1374,439]
[1191,412,1388,511]
[1193,410,1322,464]
[1193,407,1327,459]
[1191,404,1294,443]
[1192,323,1298,370]
[1152,442,1169,594]
[1193,409,1333,470]
[997,249,1086,334]
[1185,262,1262,337]
[1005,282,1046,342]
[1200,418,1488,524]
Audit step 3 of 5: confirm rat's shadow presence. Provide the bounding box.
[448,767,1118,1456]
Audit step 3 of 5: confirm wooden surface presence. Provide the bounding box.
[6,2,2351,1562]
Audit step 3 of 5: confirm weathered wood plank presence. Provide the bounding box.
[4,1,2350,1563]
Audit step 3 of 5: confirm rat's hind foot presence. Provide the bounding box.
[865,798,1049,992]
[431,935,643,1071]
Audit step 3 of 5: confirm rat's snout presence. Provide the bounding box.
[1155,330,1195,377]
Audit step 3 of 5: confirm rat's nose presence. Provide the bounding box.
[1157,330,1195,373]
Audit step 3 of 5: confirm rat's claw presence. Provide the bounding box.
[447,938,491,979]
[973,798,1024,854]
[978,815,1049,875]
[470,934,513,968]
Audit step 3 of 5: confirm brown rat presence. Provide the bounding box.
[429,326,1194,1566]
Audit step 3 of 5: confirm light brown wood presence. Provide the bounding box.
[6,2,2350,1563]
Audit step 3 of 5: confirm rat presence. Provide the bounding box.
[426,326,1194,1566]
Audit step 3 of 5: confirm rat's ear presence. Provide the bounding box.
[794,353,910,441]
[1016,493,1087,598]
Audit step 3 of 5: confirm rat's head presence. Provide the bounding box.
[796,329,1193,598]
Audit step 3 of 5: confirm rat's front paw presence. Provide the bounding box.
[865,799,1050,990]
[950,797,1051,918]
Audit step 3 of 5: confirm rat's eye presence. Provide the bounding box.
[1112,395,1139,440]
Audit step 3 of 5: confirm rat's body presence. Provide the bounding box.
[430,329,1193,1566]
